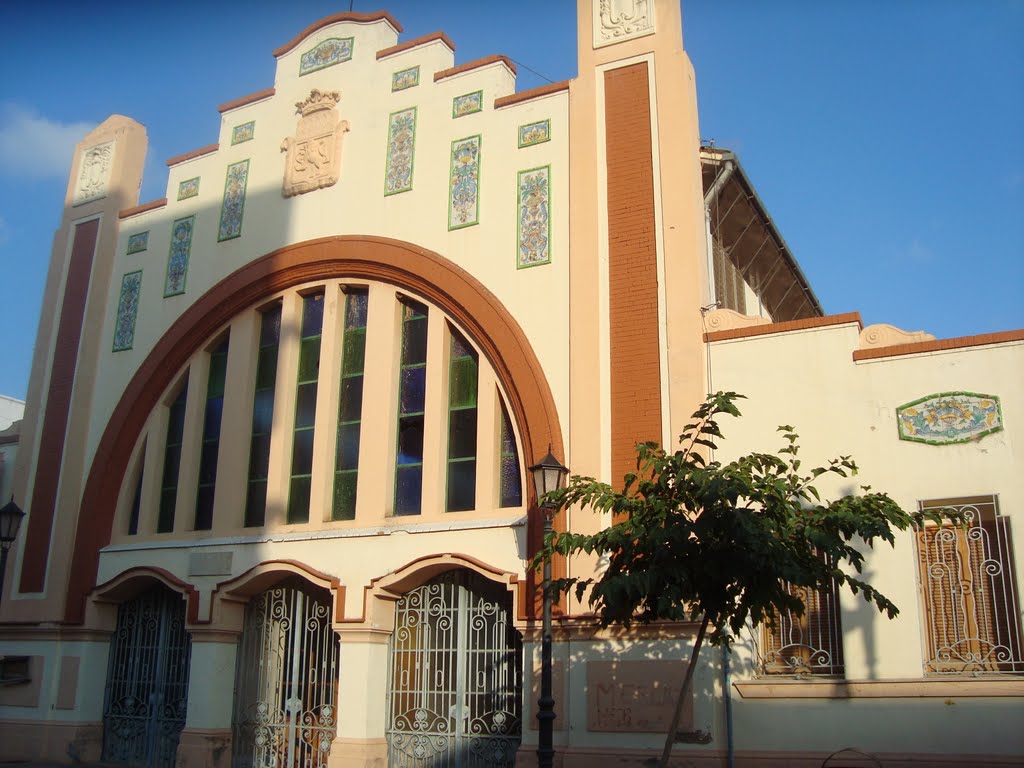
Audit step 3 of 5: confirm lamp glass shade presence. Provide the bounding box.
[528,450,568,505]
[0,499,25,544]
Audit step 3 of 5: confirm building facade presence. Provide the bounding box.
[1,2,1021,767]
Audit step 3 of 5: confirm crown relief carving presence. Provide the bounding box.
[281,89,350,197]
[594,0,655,48]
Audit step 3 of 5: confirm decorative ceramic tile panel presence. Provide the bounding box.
[126,231,149,254]
[392,66,420,91]
[113,270,143,352]
[519,119,551,148]
[897,392,1003,445]
[385,108,416,196]
[299,37,354,75]
[218,159,250,241]
[448,135,481,230]
[164,215,195,297]
[231,121,255,145]
[517,165,551,268]
[452,90,483,118]
[177,177,200,200]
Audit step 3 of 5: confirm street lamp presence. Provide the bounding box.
[0,497,25,603]
[529,449,568,768]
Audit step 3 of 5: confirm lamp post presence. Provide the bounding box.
[0,498,25,603]
[529,449,568,768]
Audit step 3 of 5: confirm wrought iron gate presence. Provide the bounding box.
[386,570,522,767]
[232,579,340,768]
[102,585,192,768]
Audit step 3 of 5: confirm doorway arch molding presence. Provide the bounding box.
[86,565,200,632]
[65,236,564,624]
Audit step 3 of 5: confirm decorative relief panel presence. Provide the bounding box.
[177,177,200,200]
[218,159,249,241]
[594,0,655,48]
[281,89,350,197]
[299,37,354,75]
[113,270,143,352]
[126,231,149,255]
[385,108,416,196]
[518,119,550,148]
[164,215,195,297]
[859,323,935,349]
[452,90,483,118]
[517,165,550,268]
[391,66,420,91]
[703,308,770,333]
[231,121,255,145]
[73,140,114,205]
[897,392,1003,445]
[448,135,481,230]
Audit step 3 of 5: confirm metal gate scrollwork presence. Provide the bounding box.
[102,585,192,768]
[386,569,523,767]
[232,579,340,768]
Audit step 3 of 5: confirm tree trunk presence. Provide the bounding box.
[658,613,710,768]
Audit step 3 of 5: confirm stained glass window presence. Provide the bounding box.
[447,329,478,512]
[245,305,281,527]
[158,377,188,534]
[195,336,229,530]
[395,299,428,516]
[289,294,324,523]
[333,288,368,521]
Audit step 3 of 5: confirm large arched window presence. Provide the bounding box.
[114,279,525,538]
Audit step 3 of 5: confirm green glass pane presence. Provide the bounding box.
[244,481,267,527]
[158,489,176,533]
[339,376,363,423]
[449,357,477,408]
[298,337,322,381]
[448,409,477,459]
[336,422,361,471]
[332,471,358,521]
[288,476,311,524]
[402,317,428,365]
[256,347,278,389]
[342,329,366,375]
[208,344,228,397]
[447,459,476,512]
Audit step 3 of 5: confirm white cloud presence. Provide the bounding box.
[0,103,96,178]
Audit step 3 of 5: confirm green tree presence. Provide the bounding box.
[534,392,950,768]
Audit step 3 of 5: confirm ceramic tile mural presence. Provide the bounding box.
[113,270,143,352]
[518,119,551,148]
[218,159,250,241]
[299,37,354,75]
[177,177,200,200]
[452,90,483,118]
[448,135,481,230]
[392,66,420,91]
[231,121,255,145]
[385,108,416,196]
[517,165,551,268]
[126,231,149,255]
[164,215,195,297]
[897,392,1003,445]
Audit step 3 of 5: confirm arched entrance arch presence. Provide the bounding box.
[65,236,565,625]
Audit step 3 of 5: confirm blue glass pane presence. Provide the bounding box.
[301,293,325,337]
[397,416,424,465]
[295,382,318,428]
[339,376,364,422]
[162,446,181,488]
[252,389,274,435]
[447,459,476,512]
[194,486,214,530]
[198,442,219,484]
[448,409,477,459]
[203,397,224,440]
[244,481,267,527]
[167,390,188,443]
[500,455,522,507]
[291,429,315,474]
[500,407,516,455]
[288,477,311,524]
[395,465,422,516]
[248,434,271,480]
[451,331,472,360]
[336,423,361,471]
[260,305,282,346]
[345,289,369,328]
[400,367,426,415]
[158,490,176,533]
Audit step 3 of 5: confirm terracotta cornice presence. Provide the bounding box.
[273,11,403,57]
[703,312,862,343]
[434,54,516,82]
[494,80,571,109]
[376,31,454,60]
[853,328,1024,361]
[118,198,167,219]
[218,87,276,114]
[166,144,219,168]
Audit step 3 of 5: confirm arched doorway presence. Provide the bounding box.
[231,577,340,768]
[386,569,522,766]
[101,584,192,768]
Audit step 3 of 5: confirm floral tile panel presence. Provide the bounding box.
[231,121,255,145]
[392,66,420,91]
[385,108,416,196]
[299,37,354,75]
[519,119,550,148]
[453,90,483,118]
[164,215,195,297]
[113,270,143,352]
[517,165,551,268]
[126,231,149,254]
[897,392,1003,445]
[218,159,250,241]
[177,177,200,200]
[449,135,481,230]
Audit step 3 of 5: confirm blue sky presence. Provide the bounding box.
[1,1,1021,400]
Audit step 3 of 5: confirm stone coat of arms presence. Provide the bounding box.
[281,89,349,197]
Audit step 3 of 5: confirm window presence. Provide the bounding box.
[245,305,282,527]
[394,298,428,516]
[915,496,1023,674]
[498,400,522,508]
[762,577,844,676]
[332,288,368,521]
[288,293,325,523]
[127,447,145,536]
[158,377,189,534]
[195,336,229,530]
[446,329,478,512]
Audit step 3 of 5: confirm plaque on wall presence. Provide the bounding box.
[587,660,691,732]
